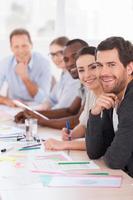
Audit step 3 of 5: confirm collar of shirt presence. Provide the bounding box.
[113,107,118,133]
[12,54,33,70]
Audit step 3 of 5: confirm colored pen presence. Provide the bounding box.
[1,146,13,153]
[86,172,109,176]
[18,147,40,151]
[58,161,90,165]
[21,143,41,148]
[0,135,21,139]
[17,137,25,141]
[66,120,71,141]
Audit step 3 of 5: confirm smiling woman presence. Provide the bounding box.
[43,46,103,151]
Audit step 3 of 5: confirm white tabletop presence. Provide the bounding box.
[0,108,133,200]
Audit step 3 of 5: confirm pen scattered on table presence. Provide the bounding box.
[86,172,109,176]
[18,143,41,151]
[21,143,41,149]
[66,120,71,155]
[18,147,40,151]
[57,160,99,170]
[0,135,21,139]
[17,136,25,141]
[58,161,90,165]
[66,120,71,141]
[0,144,14,153]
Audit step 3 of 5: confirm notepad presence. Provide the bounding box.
[30,152,72,174]
[0,156,16,162]
[40,174,122,188]
[0,125,24,138]
[35,152,71,161]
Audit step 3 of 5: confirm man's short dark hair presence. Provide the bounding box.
[66,39,88,48]
[76,46,96,61]
[10,28,32,44]
[96,36,133,67]
[50,36,69,47]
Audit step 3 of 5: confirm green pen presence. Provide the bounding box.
[58,161,90,165]
[86,172,109,176]
[18,147,40,151]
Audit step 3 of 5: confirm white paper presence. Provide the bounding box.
[30,152,72,173]
[41,175,122,188]
[0,125,24,138]
[0,105,21,116]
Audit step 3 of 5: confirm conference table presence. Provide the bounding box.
[0,106,133,200]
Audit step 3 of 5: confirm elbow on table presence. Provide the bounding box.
[104,157,123,169]
[86,149,102,160]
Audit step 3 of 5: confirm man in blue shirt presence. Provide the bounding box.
[0,28,52,106]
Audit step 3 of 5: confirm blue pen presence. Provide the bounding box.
[66,120,71,141]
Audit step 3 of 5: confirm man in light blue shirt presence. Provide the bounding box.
[45,70,81,109]
[0,28,52,107]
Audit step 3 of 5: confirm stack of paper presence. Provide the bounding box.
[30,152,71,174]
[40,174,122,188]
[0,125,24,139]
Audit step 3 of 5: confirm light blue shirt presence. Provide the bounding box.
[0,52,52,104]
[48,70,81,109]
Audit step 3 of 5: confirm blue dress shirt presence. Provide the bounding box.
[0,52,52,104]
[48,70,81,109]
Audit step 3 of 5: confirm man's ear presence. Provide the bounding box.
[127,62,133,75]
